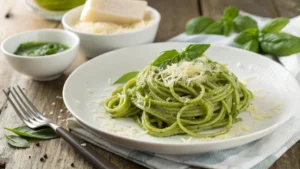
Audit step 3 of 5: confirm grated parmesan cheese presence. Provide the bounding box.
[271,103,282,114]
[56,96,63,99]
[135,130,148,137]
[73,11,152,35]
[247,104,274,120]
[87,89,93,93]
[158,57,214,87]
[239,76,255,85]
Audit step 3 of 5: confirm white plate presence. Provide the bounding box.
[63,43,300,154]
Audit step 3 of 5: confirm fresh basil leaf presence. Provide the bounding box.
[234,28,259,45]
[204,22,223,35]
[185,17,214,35]
[151,50,179,67]
[260,32,300,56]
[5,134,30,148]
[114,71,139,84]
[222,20,234,36]
[242,40,259,53]
[4,126,58,139]
[221,6,239,36]
[261,18,289,33]
[181,44,210,61]
[152,44,210,68]
[222,6,239,20]
[234,15,258,32]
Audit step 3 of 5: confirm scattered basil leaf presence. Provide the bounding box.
[181,44,210,61]
[222,6,239,20]
[151,50,179,67]
[113,71,139,84]
[4,126,58,139]
[261,18,289,33]
[234,15,258,32]
[185,17,214,35]
[260,32,300,56]
[234,28,259,45]
[5,134,30,148]
[242,40,259,53]
[204,22,223,35]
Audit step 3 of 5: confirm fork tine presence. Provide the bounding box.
[16,86,48,120]
[11,87,44,122]
[10,87,35,120]
[2,89,30,124]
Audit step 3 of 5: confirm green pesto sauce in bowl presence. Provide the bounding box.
[14,42,69,57]
[35,0,86,11]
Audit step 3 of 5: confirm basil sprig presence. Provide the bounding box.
[114,44,210,84]
[221,6,239,36]
[4,126,58,148]
[152,44,210,68]
[185,6,257,36]
[234,17,300,56]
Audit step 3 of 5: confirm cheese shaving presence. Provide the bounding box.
[247,104,274,120]
[158,57,215,87]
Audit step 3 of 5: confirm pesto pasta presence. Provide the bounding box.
[105,44,253,138]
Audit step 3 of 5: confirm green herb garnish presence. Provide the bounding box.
[261,18,289,33]
[185,17,214,35]
[5,134,30,148]
[4,126,58,148]
[259,32,300,56]
[152,44,210,67]
[4,126,58,139]
[114,71,140,84]
[233,15,258,32]
[115,44,210,83]
[185,6,257,36]
[234,17,300,56]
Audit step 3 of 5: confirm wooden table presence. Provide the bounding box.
[0,0,299,168]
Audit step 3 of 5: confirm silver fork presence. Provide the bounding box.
[3,86,116,169]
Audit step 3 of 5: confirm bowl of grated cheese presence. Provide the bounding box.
[62,5,160,58]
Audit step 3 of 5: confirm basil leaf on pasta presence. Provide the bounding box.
[114,71,140,84]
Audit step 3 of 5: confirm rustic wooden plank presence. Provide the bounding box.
[273,0,300,17]
[200,0,278,19]
[0,0,200,169]
[200,0,300,169]
[147,0,200,41]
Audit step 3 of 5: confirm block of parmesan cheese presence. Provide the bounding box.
[80,0,148,24]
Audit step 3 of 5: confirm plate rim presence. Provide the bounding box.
[63,42,300,147]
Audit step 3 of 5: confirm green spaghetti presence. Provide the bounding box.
[105,44,253,138]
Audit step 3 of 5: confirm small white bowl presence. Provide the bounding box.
[1,29,79,81]
[62,5,160,58]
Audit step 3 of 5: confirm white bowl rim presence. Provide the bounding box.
[0,29,80,59]
[63,42,299,147]
[62,5,161,37]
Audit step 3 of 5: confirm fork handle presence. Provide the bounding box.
[56,127,117,169]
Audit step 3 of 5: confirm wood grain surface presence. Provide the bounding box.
[0,0,299,169]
